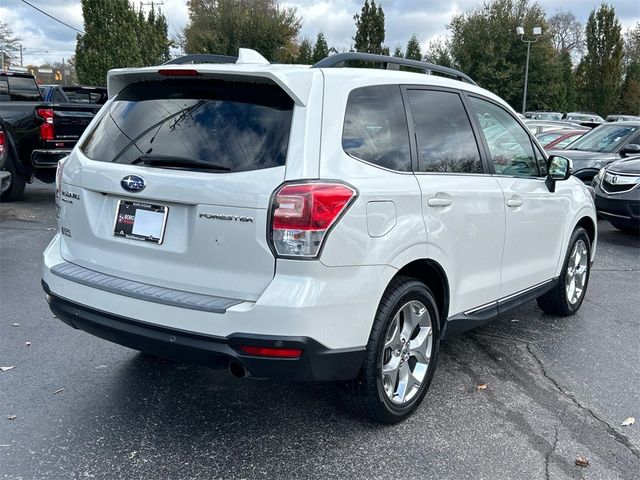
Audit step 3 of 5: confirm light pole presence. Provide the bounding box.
[516,26,542,115]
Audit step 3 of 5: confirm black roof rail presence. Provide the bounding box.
[162,54,238,65]
[311,52,476,86]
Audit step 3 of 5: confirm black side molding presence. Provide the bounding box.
[444,279,557,337]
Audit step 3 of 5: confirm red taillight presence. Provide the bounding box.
[158,69,201,76]
[270,182,356,257]
[239,345,303,358]
[0,130,5,156]
[37,108,55,140]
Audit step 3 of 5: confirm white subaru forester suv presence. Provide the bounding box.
[43,50,597,423]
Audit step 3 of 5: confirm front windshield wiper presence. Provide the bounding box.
[132,154,231,171]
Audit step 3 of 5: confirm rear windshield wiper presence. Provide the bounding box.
[132,154,231,171]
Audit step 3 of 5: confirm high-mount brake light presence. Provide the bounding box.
[36,108,55,141]
[158,69,201,76]
[269,182,356,258]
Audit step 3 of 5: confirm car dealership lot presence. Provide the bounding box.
[1,182,639,479]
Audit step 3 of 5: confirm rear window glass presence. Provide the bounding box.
[64,88,107,104]
[7,76,41,101]
[80,79,294,173]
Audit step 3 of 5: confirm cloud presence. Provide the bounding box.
[2,0,638,67]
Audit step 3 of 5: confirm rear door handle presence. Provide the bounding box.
[506,197,523,208]
[427,197,452,207]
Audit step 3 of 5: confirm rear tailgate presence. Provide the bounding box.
[58,73,305,302]
[50,103,102,141]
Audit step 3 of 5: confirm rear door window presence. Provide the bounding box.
[80,79,294,173]
[406,89,483,174]
[342,85,411,171]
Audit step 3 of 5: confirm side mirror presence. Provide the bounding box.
[545,155,572,192]
[620,144,640,157]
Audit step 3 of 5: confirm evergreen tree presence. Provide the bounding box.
[577,4,624,117]
[75,0,171,86]
[297,38,313,64]
[353,0,386,54]
[137,5,171,66]
[184,0,301,62]
[619,22,640,114]
[619,62,640,114]
[152,8,171,63]
[556,50,576,112]
[312,32,329,63]
[392,46,404,58]
[449,0,560,112]
[76,0,143,85]
[424,38,453,68]
[405,34,422,61]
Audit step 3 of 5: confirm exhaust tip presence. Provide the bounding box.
[228,361,251,379]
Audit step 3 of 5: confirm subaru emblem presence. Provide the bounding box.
[121,175,146,192]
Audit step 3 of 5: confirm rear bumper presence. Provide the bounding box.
[42,235,394,380]
[31,149,71,168]
[43,282,364,381]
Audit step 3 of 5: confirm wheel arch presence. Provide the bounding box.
[575,215,596,247]
[393,259,450,334]
[554,210,597,277]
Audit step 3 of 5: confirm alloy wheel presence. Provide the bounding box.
[380,300,433,405]
[565,239,588,305]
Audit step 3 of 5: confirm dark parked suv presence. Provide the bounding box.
[592,156,640,233]
[547,122,640,184]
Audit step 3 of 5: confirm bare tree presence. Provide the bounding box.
[547,11,584,54]
[623,21,640,65]
[0,22,21,68]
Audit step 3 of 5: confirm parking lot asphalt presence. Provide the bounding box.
[1,181,639,480]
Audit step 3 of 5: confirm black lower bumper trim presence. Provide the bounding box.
[42,281,364,381]
[31,150,71,168]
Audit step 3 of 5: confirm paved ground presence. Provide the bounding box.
[1,182,639,480]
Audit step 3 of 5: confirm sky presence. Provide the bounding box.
[1,0,639,66]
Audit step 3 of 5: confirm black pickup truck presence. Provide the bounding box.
[0,71,103,201]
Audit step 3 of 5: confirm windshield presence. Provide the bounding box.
[566,124,638,153]
[566,114,604,122]
[532,112,562,120]
[80,78,293,173]
[536,131,564,144]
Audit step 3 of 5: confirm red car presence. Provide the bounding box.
[536,129,586,150]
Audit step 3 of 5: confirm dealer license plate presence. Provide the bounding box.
[114,200,168,244]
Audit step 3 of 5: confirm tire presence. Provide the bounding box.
[537,227,591,316]
[0,153,27,202]
[338,276,440,424]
